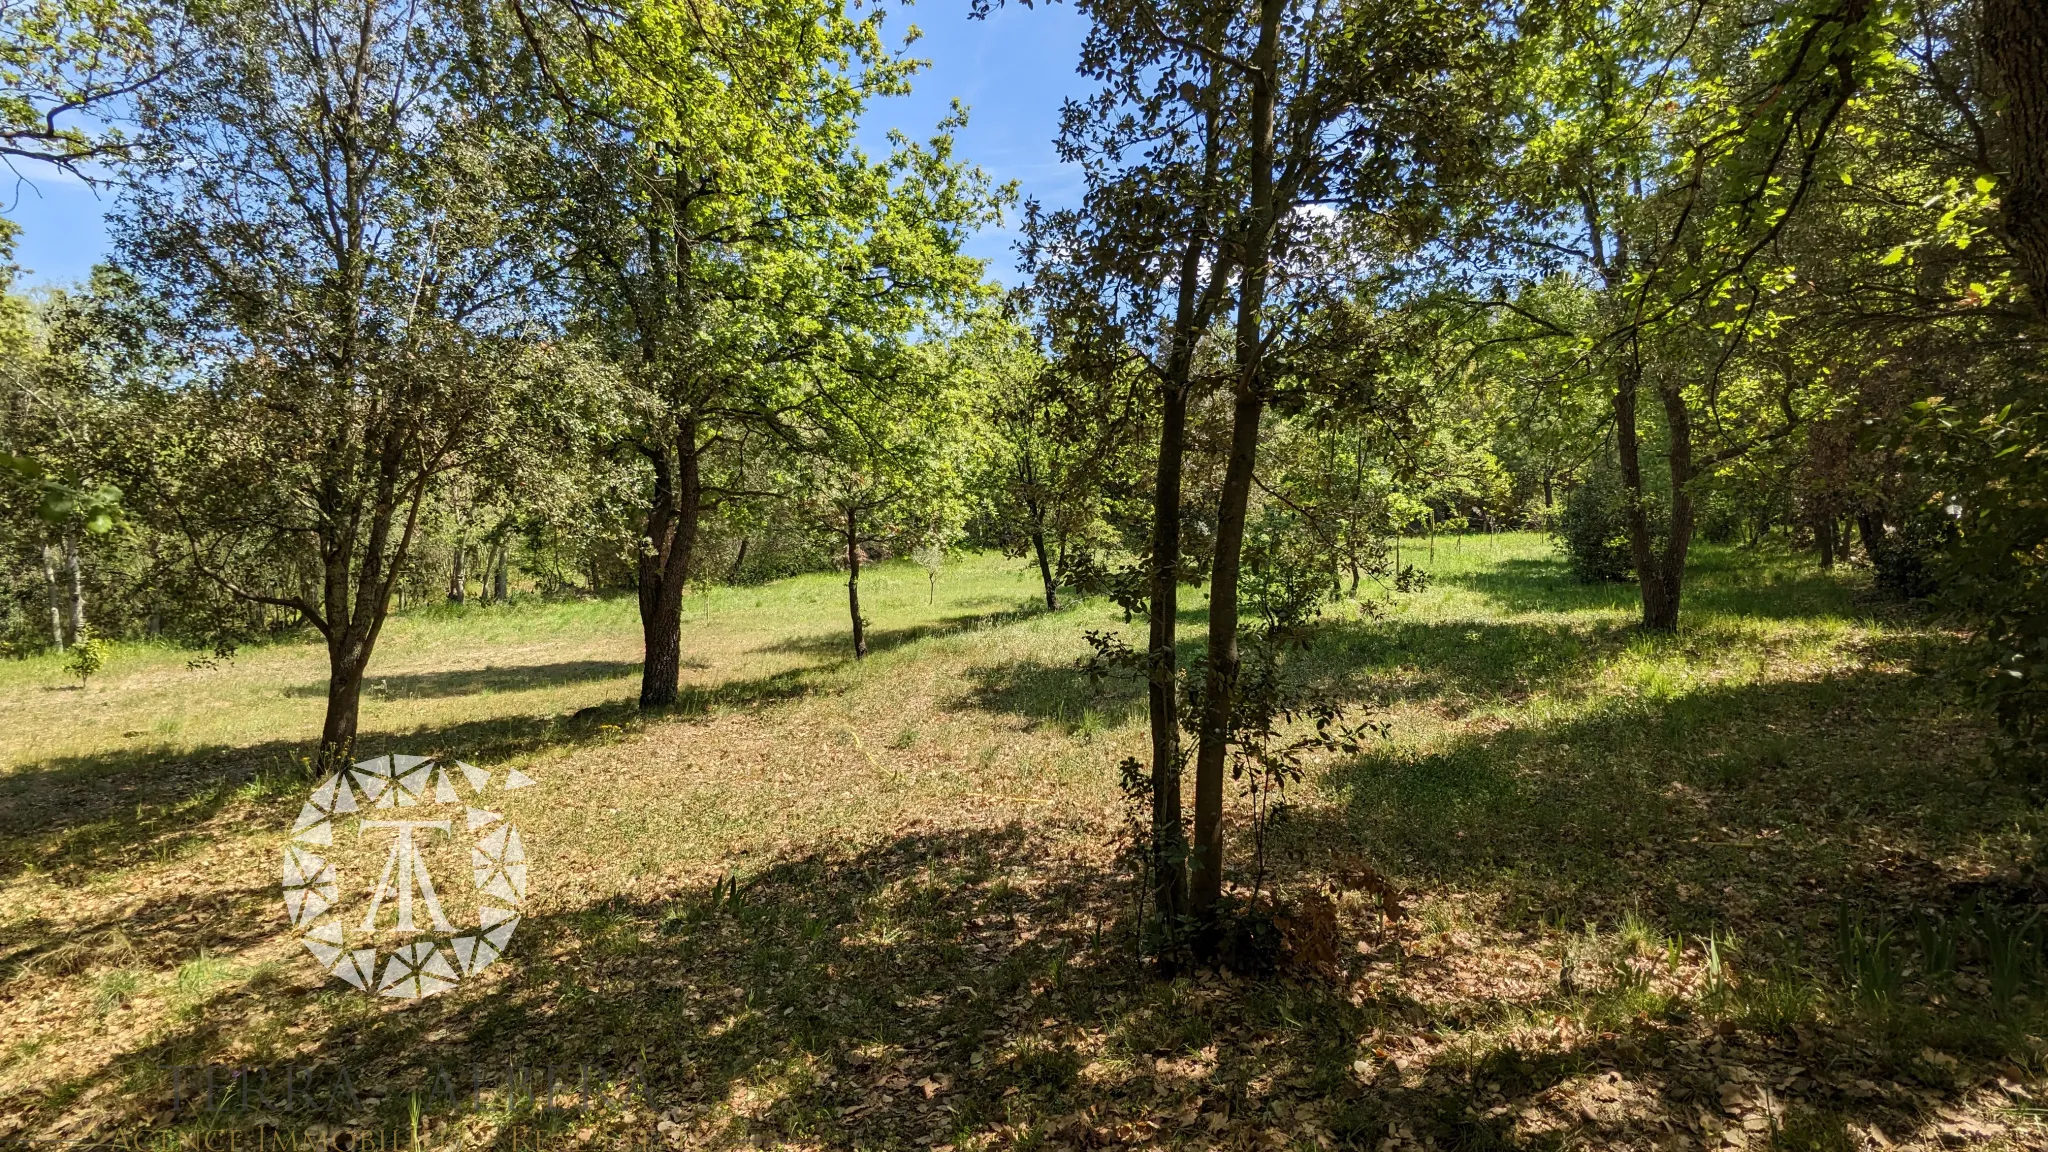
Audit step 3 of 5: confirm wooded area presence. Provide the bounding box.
[4,0,2048,1146]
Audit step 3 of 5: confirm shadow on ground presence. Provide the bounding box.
[15,816,2027,1150]
[280,660,651,700]
[756,602,1047,660]
[1439,548,1885,625]
[0,660,831,887]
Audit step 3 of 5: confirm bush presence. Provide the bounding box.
[65,628,110,687]
[1867,505,1951,601]
[1554,470,1637,583]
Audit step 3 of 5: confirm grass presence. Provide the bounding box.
[0,534,2043,1149]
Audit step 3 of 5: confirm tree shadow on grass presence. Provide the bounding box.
[947,612,1700,732]
[755,601,1047,660]
[1439,547,1876,624]
[1292,634,2019,945]
[954,658,1150,732]
[11,823,2011,1150]
[0,664,829,887]
[279,660,652,700]
[947,627,1226,732]
[1297,616,1626,708]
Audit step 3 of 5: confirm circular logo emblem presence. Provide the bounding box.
[280,754,535,1000]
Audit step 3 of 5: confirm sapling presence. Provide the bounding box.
[66,626,109,688]
[912,540,945,604]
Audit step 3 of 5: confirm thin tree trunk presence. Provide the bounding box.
[1191,0,1283,928]
[1654,377,1695,627]
[1613,338,1685,632]
[62,531,83,646]
[1148,361,1191,940]
[728,537,749,584]
[448,540,467,604]
[492,542,509,601]
[1817,512,1835,569]
[1030,526,1058,611]
[846,508,867,660]
[43,544,65,650]
[1143,63,1231,958]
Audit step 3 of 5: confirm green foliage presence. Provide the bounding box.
[1914,401,2048,764]
[1554,469,1636,584]
[0,0,173,175]
[0,454,120,533]
[1833,909,1902,1014]
[64,628,108,687]
[1240,506,1334,637]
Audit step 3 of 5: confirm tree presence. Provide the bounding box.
[499,0,998,705]
[1019,0,1245,949]
[1487,0,1891,631]
[962,311,1129,613]
[118,0,545,768]
[1022,0,1509,953]
[1983,0,2048,321]
[0,0,183,199]
[789,343,967,660]
[0,270,158,655]
[1179,0,1509,933]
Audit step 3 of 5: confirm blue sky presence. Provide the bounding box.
[3,0,1092,290]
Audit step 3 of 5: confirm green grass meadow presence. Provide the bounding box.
[1,534,2043,1150]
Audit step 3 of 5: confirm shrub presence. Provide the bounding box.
[1554,470,1637,583]
[1867,504,1951,601]
[65,628,110,687]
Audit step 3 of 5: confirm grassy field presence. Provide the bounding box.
[1,534,2044,1150]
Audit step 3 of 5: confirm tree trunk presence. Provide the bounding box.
[728,537,749,584]
[321,641,368,771]
[1857,511,1882,562]
[1142,63,1231,957]
[448,540,467,604]
[1191,0,1283,928]
[1612,340,1688,632]
[637,425,701,708]
[309,436,426,773]
[1817,512,1835,569]
[1148,361,1191,939]
[1654,378,1695,627]
[1030,527,1058,611]
[42,544,65,650]
[1985,0,2048,322]
[62,531,83,646]
[492,542,509,602]
[846,508,867,660]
